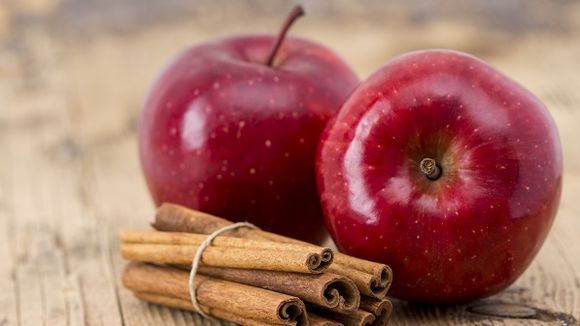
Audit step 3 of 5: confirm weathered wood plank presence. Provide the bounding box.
[0,171,18,326]
[0,20,125,326]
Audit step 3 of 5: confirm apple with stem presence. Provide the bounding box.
[138,6,358,243]
[317,50,562,303]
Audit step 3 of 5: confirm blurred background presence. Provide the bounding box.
[1,1,579,325]
[1,0,580,170]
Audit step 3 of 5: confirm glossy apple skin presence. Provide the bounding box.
[139,35,358,243]
[317,50,562,303]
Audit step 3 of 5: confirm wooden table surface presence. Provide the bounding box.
[1,1,579,325]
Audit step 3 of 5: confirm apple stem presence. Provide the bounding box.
[420,158,442,180]
[265,5,305,67]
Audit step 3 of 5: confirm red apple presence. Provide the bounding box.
[138,6,358,243]
[317,50,562,303]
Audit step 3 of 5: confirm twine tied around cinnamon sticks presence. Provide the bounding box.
[188,221,258,318]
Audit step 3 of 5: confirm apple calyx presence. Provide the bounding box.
[265,5,305,67]
[419,158,442,180]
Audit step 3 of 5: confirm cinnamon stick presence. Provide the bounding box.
[120,230,333,264]
[121,243,329,274]
[312,308,375,326]
[328,264,389,298]
[133,291,272,326]
[359,297,393,326]
[198,266,359,312]
[153,203,392,298]
[123,262,308,325]
[308,313,343,326]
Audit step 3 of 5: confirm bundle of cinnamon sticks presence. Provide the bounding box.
[120,203,394,326]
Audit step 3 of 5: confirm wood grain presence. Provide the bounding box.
[0,1,579,325]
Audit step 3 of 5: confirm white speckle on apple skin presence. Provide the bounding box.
[249,168,256,174]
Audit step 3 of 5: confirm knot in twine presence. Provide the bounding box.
[188,222,259,318]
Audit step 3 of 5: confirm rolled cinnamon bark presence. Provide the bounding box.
[359,297,393,326]
[328,264,389,298]
[331,259,391,298]
[120,230,333,265]
[312,309,375,326]
[123,262,308,325]
[198,266,359,312]
[153,203,392,298]
[133,291,272,326]
[308,313,343,326]
[121,243,329,274]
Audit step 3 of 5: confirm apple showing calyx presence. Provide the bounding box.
[139,6,359,243]
[317,50,562,303]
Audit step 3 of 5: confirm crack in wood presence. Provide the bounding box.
[468,301,578,324]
